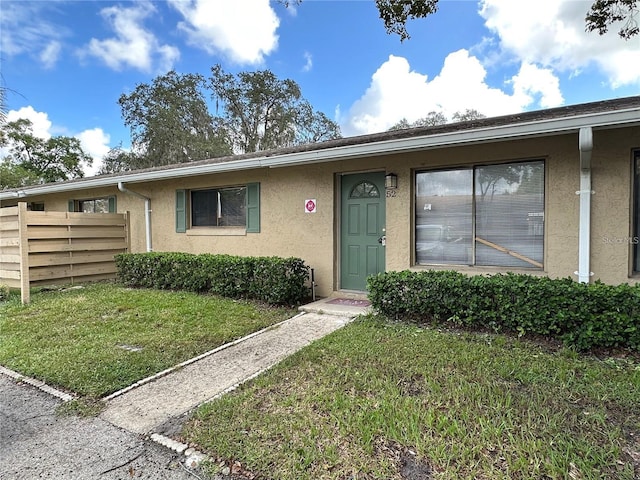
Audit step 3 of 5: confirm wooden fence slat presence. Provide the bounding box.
[0,278,21,288]
[0,269,20,279]
[0,238,20,247]
[28,241,128,253]
[0,263,20,272]
[26,213,126,226]
[0,254,22,264]
[30,273,116,287]
[28,252,119,267]
[0,221,19,231]
[0,207,19,217]
[29,263,118,282]
[26,226,126,239]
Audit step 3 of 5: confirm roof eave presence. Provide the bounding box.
[2,105,639,201]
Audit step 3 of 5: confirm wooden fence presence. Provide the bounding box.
[0,203,130,303]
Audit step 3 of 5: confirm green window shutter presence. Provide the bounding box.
[246,182,260,233]
[68,200,75,212]
[108,196,117,213]
[176,189,187,233]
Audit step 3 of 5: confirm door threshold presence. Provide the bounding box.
[333,290,369,300]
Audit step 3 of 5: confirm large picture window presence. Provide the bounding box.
[634,151,640,273]
[416,160,544,269]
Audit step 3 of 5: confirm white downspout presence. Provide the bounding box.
[118,182,152,252]
[576,127,593,283]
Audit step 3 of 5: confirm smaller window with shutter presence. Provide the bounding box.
[176,183,260,233]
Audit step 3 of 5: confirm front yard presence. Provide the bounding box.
[181,318,640,480]
[1,283,638,478]
[0,282,295,397]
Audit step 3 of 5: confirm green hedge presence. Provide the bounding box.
[115,252,310,306]
[367,270,640,352]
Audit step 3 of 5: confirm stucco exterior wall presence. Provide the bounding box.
[146,164,338,296]
[4,125,638,295]
[590,128,637,284]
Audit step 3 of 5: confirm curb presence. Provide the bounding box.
[0,365,75,402]
[146,365,276,472]
[149,433,208,469]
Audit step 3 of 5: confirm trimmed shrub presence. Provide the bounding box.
[115,252,310,306]
[368,270,640,352]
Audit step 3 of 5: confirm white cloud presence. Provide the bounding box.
[7,107,53,140]
[82,1,179,73]
[76,128,111,176]
[511,63,564,108]
[0,2,68,68]
[40,41,62,69]
[479,0,640,88]
[302,51,313,72]
[168,0,279,65]
[342,51,563,136]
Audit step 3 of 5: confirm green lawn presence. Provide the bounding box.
[181,317,640,480]
[0,282,295,397]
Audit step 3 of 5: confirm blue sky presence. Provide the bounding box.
[2,0,639,175]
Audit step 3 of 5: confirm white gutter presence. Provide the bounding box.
[1,105,639,200]
[576,127,593,283]
[118,182,152,252]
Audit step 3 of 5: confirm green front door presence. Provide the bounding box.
[340,172,386,291]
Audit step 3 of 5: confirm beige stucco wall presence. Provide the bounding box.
[4,125,638,295]
[590,127,637,284]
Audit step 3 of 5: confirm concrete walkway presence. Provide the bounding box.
[100,296,370,435]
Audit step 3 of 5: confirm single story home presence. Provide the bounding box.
[2,96,639,297]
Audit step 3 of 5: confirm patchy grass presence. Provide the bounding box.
[0,282,295,398]
[181,316,640,480]
[56,398,106,418]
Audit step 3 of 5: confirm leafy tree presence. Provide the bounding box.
[388,111,447,130]
[0,159,39,189]
[291,100,341,145]
[97,144,141,175]
[0,85,6,125]
[388,109,484,131]
[375,0,438,41]
[0,118,91,189]
[452,109,486,123]
[282,0,639,40]
[118,70,232,168]
[116,67,339,170]
[586,0,639,39]
[209,65,341,153]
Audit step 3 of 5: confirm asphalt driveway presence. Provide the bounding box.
[0,375,205,480]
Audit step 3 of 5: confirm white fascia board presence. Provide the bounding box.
[0,158,264,199]
[2,105,639,201]
[263,107,640,168]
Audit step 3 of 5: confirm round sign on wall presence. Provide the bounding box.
[305,199,317,213]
